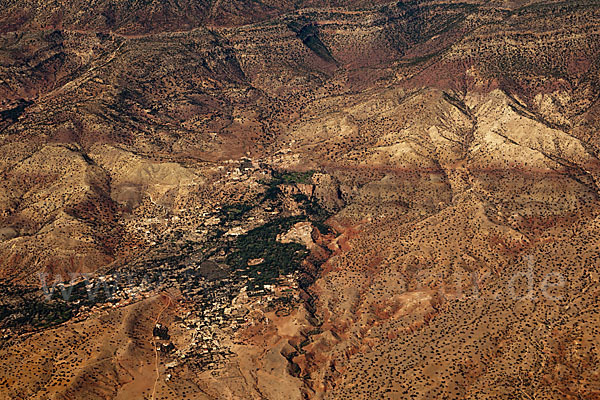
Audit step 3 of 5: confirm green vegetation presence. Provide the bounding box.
[263,184,282,201]
[220,203,253,222]
[0,277,124,333]
[273,170,315,185]
[260,170,316,202]
[1,300,72,330]
[214,169,332,292]
[293,193,331,224]
[226,217,309,290]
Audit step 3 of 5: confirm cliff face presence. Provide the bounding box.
[1,1,600,399]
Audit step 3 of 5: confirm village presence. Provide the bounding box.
[0,159,324,381]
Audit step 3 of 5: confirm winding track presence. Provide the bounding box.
[151,294,172,400]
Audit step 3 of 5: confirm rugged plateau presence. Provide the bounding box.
[1,0,600,399]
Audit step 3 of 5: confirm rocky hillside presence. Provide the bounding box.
[1,0,600,399]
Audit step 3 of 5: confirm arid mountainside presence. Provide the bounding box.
[1,0,600,399]
[0,0,395,34]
